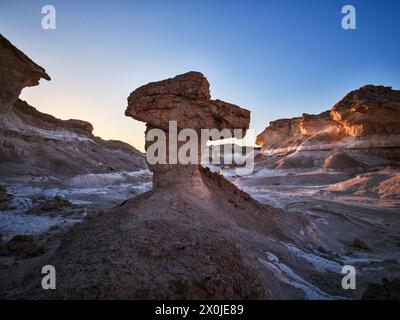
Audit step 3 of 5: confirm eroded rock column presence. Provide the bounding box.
[125,71,250,195]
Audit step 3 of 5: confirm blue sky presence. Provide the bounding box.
[1,0,399,150]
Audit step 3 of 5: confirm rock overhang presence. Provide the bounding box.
[125,71,250,132]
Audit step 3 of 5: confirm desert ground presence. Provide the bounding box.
[1,160,400,299]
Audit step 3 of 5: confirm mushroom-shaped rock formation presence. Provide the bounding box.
[126,71,250,193]
[12,73,322,300]
[255,117,304,150]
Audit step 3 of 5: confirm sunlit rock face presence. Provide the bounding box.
[126,72,250,131]
[330,85,400,137]
[257,85,400,151]
[126,71,250,191]
[0,34,146,176]
[256,111,345,152]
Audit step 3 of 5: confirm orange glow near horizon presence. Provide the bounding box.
[21,82,147,153]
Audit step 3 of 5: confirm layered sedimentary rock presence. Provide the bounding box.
[257,85,400,151]
[255,117,303,150]
[0,34,146,176]
[0,34,50,114]
[256,111,345,152]
[256,85,400,170]
[300,111,343,137]
[126,72,250,131]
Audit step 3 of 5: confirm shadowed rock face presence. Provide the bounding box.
[300,111,343,137]
[126,71,250,192]
[0,34,146,176]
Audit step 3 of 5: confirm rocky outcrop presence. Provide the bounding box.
[12,100,94,136]
[12,72,320,300]
[255,110,345,152]
[256,117,303,150]
[5,235,44,258]
[126,72,250,131]
[363,278,400,300]
[0,34,50,114]
[322,152,364,171]
[257,85,400,151]
[126,71,249,191]
[0,233,45,258]
[256,85,400,170]
[0,34,146,177]
[331,85,400,137]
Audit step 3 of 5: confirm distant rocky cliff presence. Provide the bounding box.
[256,85,400,170]
[0,34,146,177]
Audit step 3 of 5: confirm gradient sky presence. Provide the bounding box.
[1,0,399,151]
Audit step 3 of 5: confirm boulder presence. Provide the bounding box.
[0,232,6,255]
